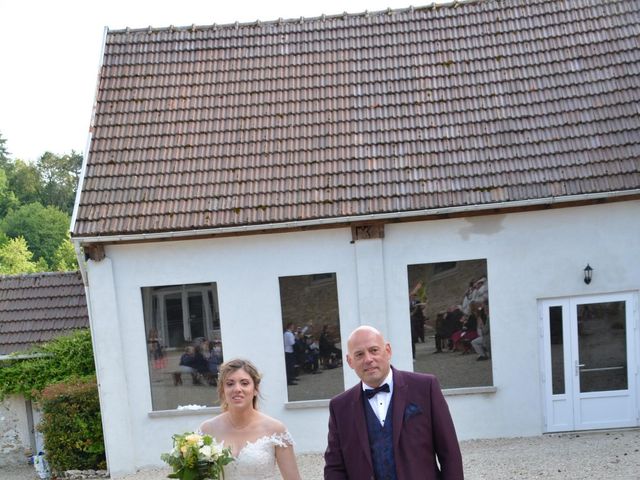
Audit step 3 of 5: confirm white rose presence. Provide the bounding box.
[211,442,224,458]
[199,445,213,460]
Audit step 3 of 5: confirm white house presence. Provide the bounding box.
[70,0,640,476]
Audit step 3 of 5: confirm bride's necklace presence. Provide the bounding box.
[227,413,253,430]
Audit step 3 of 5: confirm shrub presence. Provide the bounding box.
[0,329,95,400]
[38,377,106,473]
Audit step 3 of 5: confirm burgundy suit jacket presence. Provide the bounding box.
[324,367,464,480]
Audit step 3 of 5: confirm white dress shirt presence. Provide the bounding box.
[283,330,295,353]
[362,369,394,426]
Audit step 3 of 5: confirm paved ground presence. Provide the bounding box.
[6,428,639,479]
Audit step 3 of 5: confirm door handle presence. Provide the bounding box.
[575,361,586,376]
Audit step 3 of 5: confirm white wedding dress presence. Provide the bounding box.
[223,431,294,480]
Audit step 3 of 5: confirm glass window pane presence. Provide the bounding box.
[407,259,492,389]
[188,292,205,341]
[165,294,184,348]
[279,273,343,401]
[549,306,565,395]
[577,301,627,393]
[142,283,223,411]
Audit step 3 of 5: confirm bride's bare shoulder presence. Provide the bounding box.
[257,412,287,435]
[199,413,227,435]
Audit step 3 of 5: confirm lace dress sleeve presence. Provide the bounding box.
[271,430,294,448]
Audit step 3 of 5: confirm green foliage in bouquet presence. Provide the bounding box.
[37,377,106,473]
[161,432,234,480]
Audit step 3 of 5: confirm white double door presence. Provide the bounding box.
[540,292,639,432]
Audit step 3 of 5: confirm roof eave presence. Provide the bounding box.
[72,189,640,245]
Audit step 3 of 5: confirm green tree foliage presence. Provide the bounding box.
[1,202,70,268]
[0,236,40,274]
[0,329,95,400]
[0,168,20,217]
[0,132,81,273]
[37,151,82,214]
[52,235,79,271]
[7,159,41,205]
[0,132,9,168]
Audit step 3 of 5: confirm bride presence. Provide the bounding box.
[199,358,302,480]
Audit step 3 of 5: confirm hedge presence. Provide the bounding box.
[38,377,106,473]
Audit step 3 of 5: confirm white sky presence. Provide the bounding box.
[0,0,446,163]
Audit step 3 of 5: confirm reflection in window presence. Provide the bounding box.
[577,301,627,393]
[279,273,343,401]
[407,259,492,389]
[141,283,223,411]
[549,306,565,395]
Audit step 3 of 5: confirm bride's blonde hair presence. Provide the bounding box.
[217,358,262,411]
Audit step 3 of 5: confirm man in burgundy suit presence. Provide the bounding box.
[324,325,464,480]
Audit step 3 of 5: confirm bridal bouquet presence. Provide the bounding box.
[161,432,233,480]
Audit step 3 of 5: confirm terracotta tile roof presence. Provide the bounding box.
[0,272,89,355]
[72,0,640,238]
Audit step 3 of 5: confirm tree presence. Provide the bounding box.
[37,151,83,215]
[0,236,40,274]
[0,132,9,169]
[1,202,70,268]
[0,168,20,217]
[52,236,79,271]
[7,159,40,205]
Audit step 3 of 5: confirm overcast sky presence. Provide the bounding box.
[0,0,447,163]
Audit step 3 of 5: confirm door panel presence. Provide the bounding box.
[576,301,627,393]
[541,293,638,432]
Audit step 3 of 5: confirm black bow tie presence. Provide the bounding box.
[364,383,390,399]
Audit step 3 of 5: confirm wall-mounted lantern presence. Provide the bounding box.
[583,264,593,285]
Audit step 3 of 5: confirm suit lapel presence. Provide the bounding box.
[350,384,373,471]
[391,367,408,451]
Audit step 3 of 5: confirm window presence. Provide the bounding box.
[279,273,343,401]
[142,282,223,411]
[407,259,492,389]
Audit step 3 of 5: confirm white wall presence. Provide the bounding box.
[85,200,640,475]
[0,395,31,466]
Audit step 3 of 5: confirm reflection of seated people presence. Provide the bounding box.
[451,312,478,353]
[319,324,342,369]
[471,302,490,361]
[176,345,209,386]
[439,306,464,351]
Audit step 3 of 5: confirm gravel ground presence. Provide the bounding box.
[5,428,639,479]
